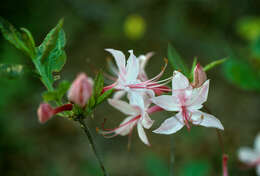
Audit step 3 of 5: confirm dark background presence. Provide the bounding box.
[1,0,260,175]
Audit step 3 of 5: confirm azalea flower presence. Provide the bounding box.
[103,49,171,99]
[68,73,93,107]
[138,52,154,81]
[151,71,224,134]
[238,133,260,175]
[100,91,163,146]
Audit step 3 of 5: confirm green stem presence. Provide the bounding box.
[77,117,109,176]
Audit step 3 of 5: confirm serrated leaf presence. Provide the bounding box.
[0,17,36,58]
[33,19,66,90]
[38,19,64,63]
[203,58,226,72]
[168,43,189,76]
[0,63,24,79]
[96,89,114,105]
[93,71,104,98]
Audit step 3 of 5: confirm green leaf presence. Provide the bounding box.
[0,63,24,79]
[33,19,66,90]
[251,37,260,59]
[223,58,260,91]
[189,57,197,80]
[38,19,64,63]
[203,58,226,72]
[0,17,36,58]
[96,89,114,105]
[167,43,189,76]
[93,71,104,98]
[42,80,70,102]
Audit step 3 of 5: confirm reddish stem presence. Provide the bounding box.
[222,154,229,176]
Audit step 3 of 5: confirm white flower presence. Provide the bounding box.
[101,91,154,146]
[104,49,171,100]
[238,134,260,175]
[138,52,154,81]
[151,71,224,134]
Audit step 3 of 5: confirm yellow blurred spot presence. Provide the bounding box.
[124,14,146,40]
[237,17,260,41]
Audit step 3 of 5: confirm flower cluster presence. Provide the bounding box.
[100,49,224,145]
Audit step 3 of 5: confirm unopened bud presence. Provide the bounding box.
[68,73,93,107]
[37,103,54,123]
[192,63,207,88]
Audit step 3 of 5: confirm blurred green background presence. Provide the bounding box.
[1,0,260,175]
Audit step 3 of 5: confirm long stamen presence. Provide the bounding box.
[97,115,141,136]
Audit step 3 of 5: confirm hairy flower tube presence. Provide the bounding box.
[37,103,73,123]
[68,73,93,107]
[238,133,260,175]
[151,71,224,134]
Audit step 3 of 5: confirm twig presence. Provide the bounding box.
[77,117,109,176]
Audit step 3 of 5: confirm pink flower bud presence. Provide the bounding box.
[192,63,207,88]
[37,103,54,123]
[68,73,93,107]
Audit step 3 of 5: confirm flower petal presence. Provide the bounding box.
[126,50,139,82]
[187,80,209,109]
[142,113,154,129]
[238,147,258,163]
[105,49,126,74]
[113,90,126,99]
[151,95,180,111]
[191,110,224,130]
[137,123,150,146]
[108,98,138,115]
[255,133,260,153]
[127,91,145,110]
[115,116,137,136]
[153,114,184,134]
[172,71,190,90]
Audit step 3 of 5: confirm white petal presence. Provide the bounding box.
[108,99,138,116]
[127,91,145,110]
[153,115,184,135]
[105,49,126,74]
[257,165,260,176]
[113,90,126,99]
[191,110,224,130]
[172,71,190,90]
[126,50,139,82]
[255,133,260,153]
[137,123,150,146]
[238,147,258,163]
[187,80,209,109]
[142,113,154,129]
[115,116,136,136]
[151,95,180,111]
